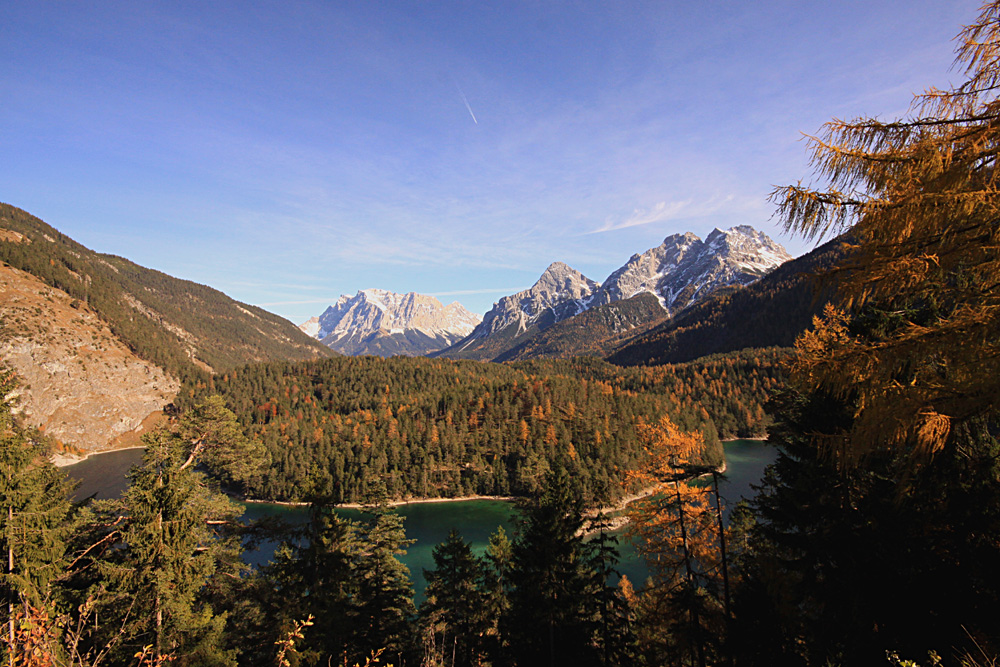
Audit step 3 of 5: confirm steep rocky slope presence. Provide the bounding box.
[1,261,178,453]
[607,237,848,366]
[591,226,791,313]
[494,293,669,362]
[437,227,791,362]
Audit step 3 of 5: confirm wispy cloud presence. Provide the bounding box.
[589,200,694,234]
[587,195,758,235]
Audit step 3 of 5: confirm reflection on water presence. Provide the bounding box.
[63,440,778,600]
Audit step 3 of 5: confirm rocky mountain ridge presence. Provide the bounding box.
[607,236,848,366]
[0,202,334,454]
[452,262,600,348]
[0,203,332,385]
[300,289,481,357]
[591,226,792,314]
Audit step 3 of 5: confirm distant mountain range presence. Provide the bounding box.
[299,226,792,361]
[298,289,481,357]
[1,201,827,453]
[434,225,792,362]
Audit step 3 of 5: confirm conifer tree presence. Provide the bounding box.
[773,0,1000,463]
[420,529,488,667]
[260,498,362,666]
[352,483,416,664]
[481,527,513,661]
[506,469,598,667]
[0,369,73,666]
[585,513,638,666]
[82,396,261,667]
[731,383,1000,664]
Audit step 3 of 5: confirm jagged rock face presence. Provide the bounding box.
[300,289,481,357]
[591,226,792,315]
[0,263,179,453]
[470,262,600,340]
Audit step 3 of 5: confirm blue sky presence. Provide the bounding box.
[0,1,981,322]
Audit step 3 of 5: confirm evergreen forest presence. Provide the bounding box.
[179,351,781,505]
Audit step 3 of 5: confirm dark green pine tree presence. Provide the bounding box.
[83,397,261,667]
[420,529,489,667]
[732,387,1000,665]
[0,368,73,664]
[585,513,637,666]
[259,499,362,666]
[481,526,513,661]
[352,483,417,664]
[506,469,599,667]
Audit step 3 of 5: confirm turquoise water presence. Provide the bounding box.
[64,439,777,600]
[717,438,781,511]
[239,498,519,600]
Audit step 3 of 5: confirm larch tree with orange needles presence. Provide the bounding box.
[774,0,1000,466]
[626,416,728,667]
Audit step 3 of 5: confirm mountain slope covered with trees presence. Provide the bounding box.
[0,203,332,386]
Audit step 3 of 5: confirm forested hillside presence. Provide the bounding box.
[0,203,332,385]
[607,238,847,366]
[195,351,783,505]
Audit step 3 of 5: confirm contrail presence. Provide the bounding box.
[455,82,478,124]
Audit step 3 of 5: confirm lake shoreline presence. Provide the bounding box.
[242,494,519,510]
[63,445,732,527]
[51,445,146,468]
[62,442,756,534]
[582,459,729,533]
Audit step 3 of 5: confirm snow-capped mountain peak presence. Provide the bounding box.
[468,262,599,341]
[590,225,792,314]
[299,290,481,357]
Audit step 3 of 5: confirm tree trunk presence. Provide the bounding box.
[674,479,706,667]
[156,471,164,659]
[7,504,13,667]
[712,472,731,620]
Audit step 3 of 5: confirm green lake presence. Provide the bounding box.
[64,439,778,601]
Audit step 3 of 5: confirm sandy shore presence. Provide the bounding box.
[50,445,146,468]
